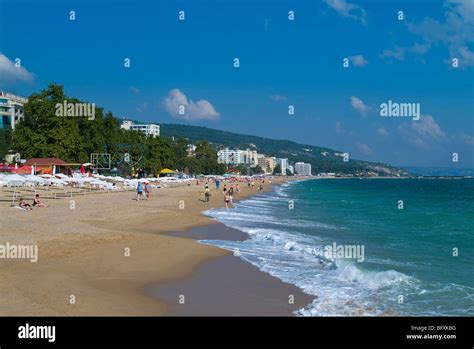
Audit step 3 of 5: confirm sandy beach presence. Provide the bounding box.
[0,177,311,316]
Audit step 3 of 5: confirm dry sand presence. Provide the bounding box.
[0,177,311,316]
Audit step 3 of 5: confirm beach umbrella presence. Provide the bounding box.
[55,173,68,178]
[40,174,52,178]
[49,177,67,185]
[24,175,47,185]
[14,166,32,175]
[7,174,25,181]
[7,174,26,186]
[80,165,85,175]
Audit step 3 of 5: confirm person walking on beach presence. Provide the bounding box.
[145,182,152,199]
[204,187,211,203]
[136,181,143,201]
[236,183,240,194]
[224,193,232,208]
[228,186,234,204]
[216,179,220,190]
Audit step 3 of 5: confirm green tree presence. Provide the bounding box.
[0,128,12,161]
[236,164,248,175]
[10,83,225,177]
[273,164,282,175]
[174,138,189,160]
[12,83,84,162]
[195,140,225,175]
[250,165,264,175]
[178,156,202,175]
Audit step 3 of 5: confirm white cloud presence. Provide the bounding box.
[404,0,474,66]
[376,127,388,136]
[130,86,140,94]
[458,46,474,64]
[411,115,446,140]
[163,89,219,121]
[457,132,474,146]
[0,53,34,85]
[380,43,430,62]
[397,115,447,149]
[324,0,367,25]
[349,55,368,67]
[269,95,287,102]
[380,45,406,62]
[355,142,374,156]
[350,96,371,116]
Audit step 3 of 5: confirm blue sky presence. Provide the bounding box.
[1,0,473,167]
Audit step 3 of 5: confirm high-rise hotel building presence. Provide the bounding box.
[0,91,28,129]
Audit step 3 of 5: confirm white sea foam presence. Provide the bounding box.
[201,183,424,316]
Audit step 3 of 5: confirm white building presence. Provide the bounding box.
[218,148,240,164]
[0,91,28,129]
[121,120,160,137]
[295,162,312,176]
[240,149,258,167]
[186,144,196,156]
[276,158,288,175]
[217,148,259,166]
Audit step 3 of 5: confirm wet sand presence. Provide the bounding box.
[147,224,313,316]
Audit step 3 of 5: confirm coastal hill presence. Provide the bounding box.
[160,123,409,176]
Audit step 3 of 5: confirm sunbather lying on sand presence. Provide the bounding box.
[19,198,33,210]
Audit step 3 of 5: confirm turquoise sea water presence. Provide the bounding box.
[203,179,474,316]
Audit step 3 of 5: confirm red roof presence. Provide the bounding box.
[13,165,32,174]
[24,158,68,166]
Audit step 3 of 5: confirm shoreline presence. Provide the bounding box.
[0,176,310,316]
[147,224,313,316]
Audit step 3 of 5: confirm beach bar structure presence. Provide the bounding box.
[24,157,80,174]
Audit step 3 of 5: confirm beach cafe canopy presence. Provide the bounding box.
[159,168,176,178]
[160,168,176,174]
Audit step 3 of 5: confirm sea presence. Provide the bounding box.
[202,178,474,316]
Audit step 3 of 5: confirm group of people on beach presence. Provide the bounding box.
[222,184,235,208]
[201,180,238,208]
[200,177,266,209]
[18,194,49,210]
[247,179,264,192]
[136,181,152,201]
